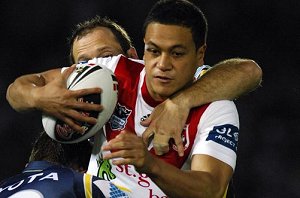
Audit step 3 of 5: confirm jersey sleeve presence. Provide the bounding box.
[91,177,130,198]
[192,100,239,170]
[74,172,129,198]
[73,172,100,198]
[194,64,211,79]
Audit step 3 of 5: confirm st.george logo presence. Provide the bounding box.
[172,124,190,151]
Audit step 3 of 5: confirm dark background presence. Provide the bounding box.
[0,0,299,197]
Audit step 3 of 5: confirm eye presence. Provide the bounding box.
[146,48,160,56]
[98,52,115,58]
[172,51,185,57]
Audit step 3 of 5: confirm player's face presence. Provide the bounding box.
[143,23,206,101]
[72,27,124,63]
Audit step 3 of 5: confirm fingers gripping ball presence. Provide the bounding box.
[42,63,118,143]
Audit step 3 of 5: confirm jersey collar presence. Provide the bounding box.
[141,77,163,107]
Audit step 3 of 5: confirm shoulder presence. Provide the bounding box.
[192,101,239,170]
[203,100,238,122]
[198,101,239,142]
[189,100,239,130]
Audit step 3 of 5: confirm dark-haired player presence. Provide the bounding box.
[86,0,252,197]
[0,131,129,198]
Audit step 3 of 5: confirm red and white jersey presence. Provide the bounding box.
[84,55,239,198]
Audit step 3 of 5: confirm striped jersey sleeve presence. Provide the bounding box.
[75,172,130,198]
[194,64,211,79]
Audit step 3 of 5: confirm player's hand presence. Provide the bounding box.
[34,66,103,133]
[102,131,155,173]
[141,99,190,157]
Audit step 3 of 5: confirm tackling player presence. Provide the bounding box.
[0,131,129,197]
[6,15,262,157]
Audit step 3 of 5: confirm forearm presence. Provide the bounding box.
[6,74,45,112]
[171,58,262,109]
[146,157,223,198]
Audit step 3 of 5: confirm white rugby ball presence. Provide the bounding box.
[42,63,118,143]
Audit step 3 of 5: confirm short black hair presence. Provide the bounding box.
[143,0,208,50]
[68,15,134,64]
[29,131,92,171]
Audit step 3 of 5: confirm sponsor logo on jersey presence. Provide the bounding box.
[109,103,132,130]
[206,124,239,152]
[172,124,190,151]
[97,156,116,181]
[108,183,129,198]
[0,172,58,193]
[93,180,130,198]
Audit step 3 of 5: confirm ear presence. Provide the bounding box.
[126,47,139,59]
[196,44,207,66]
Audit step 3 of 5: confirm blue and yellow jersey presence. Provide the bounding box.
[0,161,128,198]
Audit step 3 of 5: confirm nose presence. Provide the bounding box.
[157,53,172,71]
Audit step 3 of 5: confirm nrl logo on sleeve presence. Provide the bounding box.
[109,103,132,130]
[206,124,239,152]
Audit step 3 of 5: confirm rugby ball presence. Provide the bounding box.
[42,63,118,143]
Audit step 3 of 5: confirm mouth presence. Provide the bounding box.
[154,75,172,83]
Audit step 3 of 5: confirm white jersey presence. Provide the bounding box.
[82,55,239,198]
